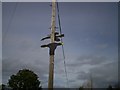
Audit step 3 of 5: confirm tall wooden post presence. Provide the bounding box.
[48,0,56,89]
[41,0,64,89]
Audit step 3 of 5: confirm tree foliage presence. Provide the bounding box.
[8,69,41,90]
[79,86,84,90]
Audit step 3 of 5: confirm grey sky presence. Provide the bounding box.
[2,2,118,88]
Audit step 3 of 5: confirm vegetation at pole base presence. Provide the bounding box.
[8,69,42,90]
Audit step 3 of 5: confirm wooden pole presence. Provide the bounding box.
[48,0,56,89]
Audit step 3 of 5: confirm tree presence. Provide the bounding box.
[107,85,113,90]
[8,69,41,90]
[1,84,12,90]
[0,84,5,90]
[79,86,84,90]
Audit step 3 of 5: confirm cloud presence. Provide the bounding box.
[96,43,108,49]
[2,57,49,85]
[75,61,118,88]
[77,71,90,81]
[2,34,51,87]
[67,55,110,68]
[90,61,118,87]
[65,55,118,88]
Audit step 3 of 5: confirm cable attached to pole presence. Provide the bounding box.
[56,1,69,88]
[3,2,18,44]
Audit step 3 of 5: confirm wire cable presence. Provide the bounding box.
[56,1,69,88]
[3,2,18,44]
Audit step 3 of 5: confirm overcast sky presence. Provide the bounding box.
[2,2,118,88]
